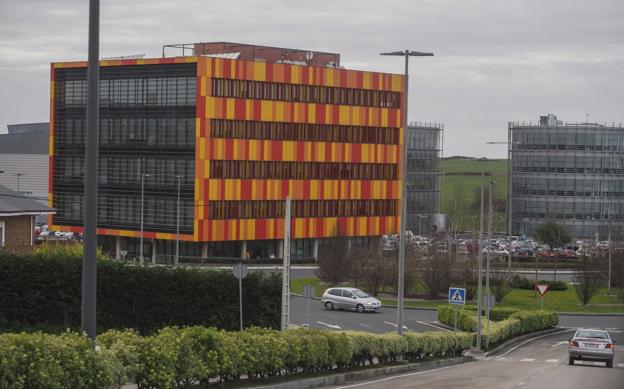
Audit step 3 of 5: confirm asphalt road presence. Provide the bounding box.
[290,296,443,333]
[328,328,624,389]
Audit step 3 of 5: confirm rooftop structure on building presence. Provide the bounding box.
[50,43,404,262]
[162,41,341,67]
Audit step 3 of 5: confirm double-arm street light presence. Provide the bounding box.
[380,50,433,336]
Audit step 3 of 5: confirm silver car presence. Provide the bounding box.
[568,329,616,368]
[321,287,381,313]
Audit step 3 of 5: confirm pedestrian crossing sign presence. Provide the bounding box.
[449,287,466,305]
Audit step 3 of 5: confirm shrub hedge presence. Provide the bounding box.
[0,328,473,388]
[0,252,281,334]
[509,276,568,291]
[438,305,558,349]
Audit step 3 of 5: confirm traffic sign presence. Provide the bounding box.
[536,284,549,297]
[303,285,315,298]
[448,287,466,305]
[233,263,248,279]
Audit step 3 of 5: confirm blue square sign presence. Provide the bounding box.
[448,287,466,305]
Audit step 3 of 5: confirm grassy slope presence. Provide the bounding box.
[441,158,508,232]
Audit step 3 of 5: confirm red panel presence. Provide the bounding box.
[241,180,252,200]
[234,99,245,120]
[352,143,361,163]
[316,104,325,124]
[272,140,282,161]
[296,141,305,162]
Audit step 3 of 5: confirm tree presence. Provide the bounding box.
[573,253,603,306]
[315,239,352,287]
[419,238,456,299]
[535,220,572,281]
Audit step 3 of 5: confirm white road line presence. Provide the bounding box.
[416,320,452,332]
[605,328,618,330]
[495,328,575,358]
[517,382,525,386]
[521,358,535,362]
[545,359,559,363]
[316,321,341,329]
[359,323,371,328]
[618,363,624,368]
[335,364,468,388]
[384,321,408,330]
[551,341,568,347]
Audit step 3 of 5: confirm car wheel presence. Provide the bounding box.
[356,304,365,313]
[568,357,574,366]
[606,359,613,368]
[325,302,334,311]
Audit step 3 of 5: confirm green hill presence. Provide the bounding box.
[441,158,507,233]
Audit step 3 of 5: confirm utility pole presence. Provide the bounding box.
[82,0,99,343]
[281,197,292,331]
[380,49,434,336]
[486,180,495,338]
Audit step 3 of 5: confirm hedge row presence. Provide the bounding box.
[510,276,568,291]
[0,252,281,334]
[438,306,558,349]
[0,327,474,388]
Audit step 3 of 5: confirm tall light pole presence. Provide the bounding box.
[380,50,434,336]
[82,0,99,343]
[486,140,519,277]
[175,174,182,266]
[486,179,496,338]
[139,173,151,266]
[16,173,22,193]
[476,158,486,351]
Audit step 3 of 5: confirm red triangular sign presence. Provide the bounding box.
[536,284,549,296]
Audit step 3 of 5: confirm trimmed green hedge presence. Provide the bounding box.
[0,328,473,388]
[510,276,568,291]
[0,253,281,334]
[438,305,558,349]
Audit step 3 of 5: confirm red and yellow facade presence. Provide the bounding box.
[49,56,404,242]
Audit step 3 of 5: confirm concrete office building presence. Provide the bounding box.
[0,123,49,200]
[510,114,624,239]
[49,42,404,262]
[405,122,442,235]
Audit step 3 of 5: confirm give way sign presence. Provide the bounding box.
[536,284,549,297]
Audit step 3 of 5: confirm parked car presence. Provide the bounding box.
[568,329,615,367]
[321,287,381,313]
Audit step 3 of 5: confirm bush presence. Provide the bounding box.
[437,306,558,349]
[509,275,568,291]
[0,253,281,333]
[0,327,477,388]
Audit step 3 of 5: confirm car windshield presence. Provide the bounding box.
[576,330,608,339]
[352,289,369,298]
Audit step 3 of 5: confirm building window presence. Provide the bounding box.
[211,78,400,108]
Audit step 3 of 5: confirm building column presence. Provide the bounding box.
[240,240,248,259]
[201,242,208,260]
[115,236,121,260]
[151,239,157,265]
[312,238,319,262]
[277,240,284,259]
[347,237,352,253]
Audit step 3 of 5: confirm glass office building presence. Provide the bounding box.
[510,114,624,239]
[406,123,443,235]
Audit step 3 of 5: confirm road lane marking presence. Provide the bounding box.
[494,328,575,358]
[606,328,618,330]
[359,323,370,328]
[545,359,559,363]
[384,321,408,330]
[415,320,452,332]
[517,382,525,386]
[618,363,624,368]
[551,341,568,347]
[335,363,471,388]
[316,321,341,329]
[521,358,535,362]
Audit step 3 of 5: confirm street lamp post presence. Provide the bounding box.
[139,173,151,266]
[175,175,182,266]
[380,49,433,336]
[476,158,486,351]
[486,179,496,338]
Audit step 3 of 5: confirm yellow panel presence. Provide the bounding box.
[226,98,235,119]
[308,103,316,123]
[198,138,206,160]
[359,217,367,234]
[291,67,300,84]
[339,106,349,125]
[254,62,266,81]
[261,100,272,121]
[275,101,284,122]
[363,72,372,89]
[283,141,294,161]
[392,74,403,92]
[205,59,213,77]
[325,68,335,86]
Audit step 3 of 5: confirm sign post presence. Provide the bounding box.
[536,284,549,310]
[233,263,248,330]
[303,285,315,328]
[448,287,466,331]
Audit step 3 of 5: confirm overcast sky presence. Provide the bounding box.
[1,0,622,158]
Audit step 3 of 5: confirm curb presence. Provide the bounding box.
[557,312,624,316]
[484,327,568,357]
[291,294,439,311]
[249,356,474,389]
